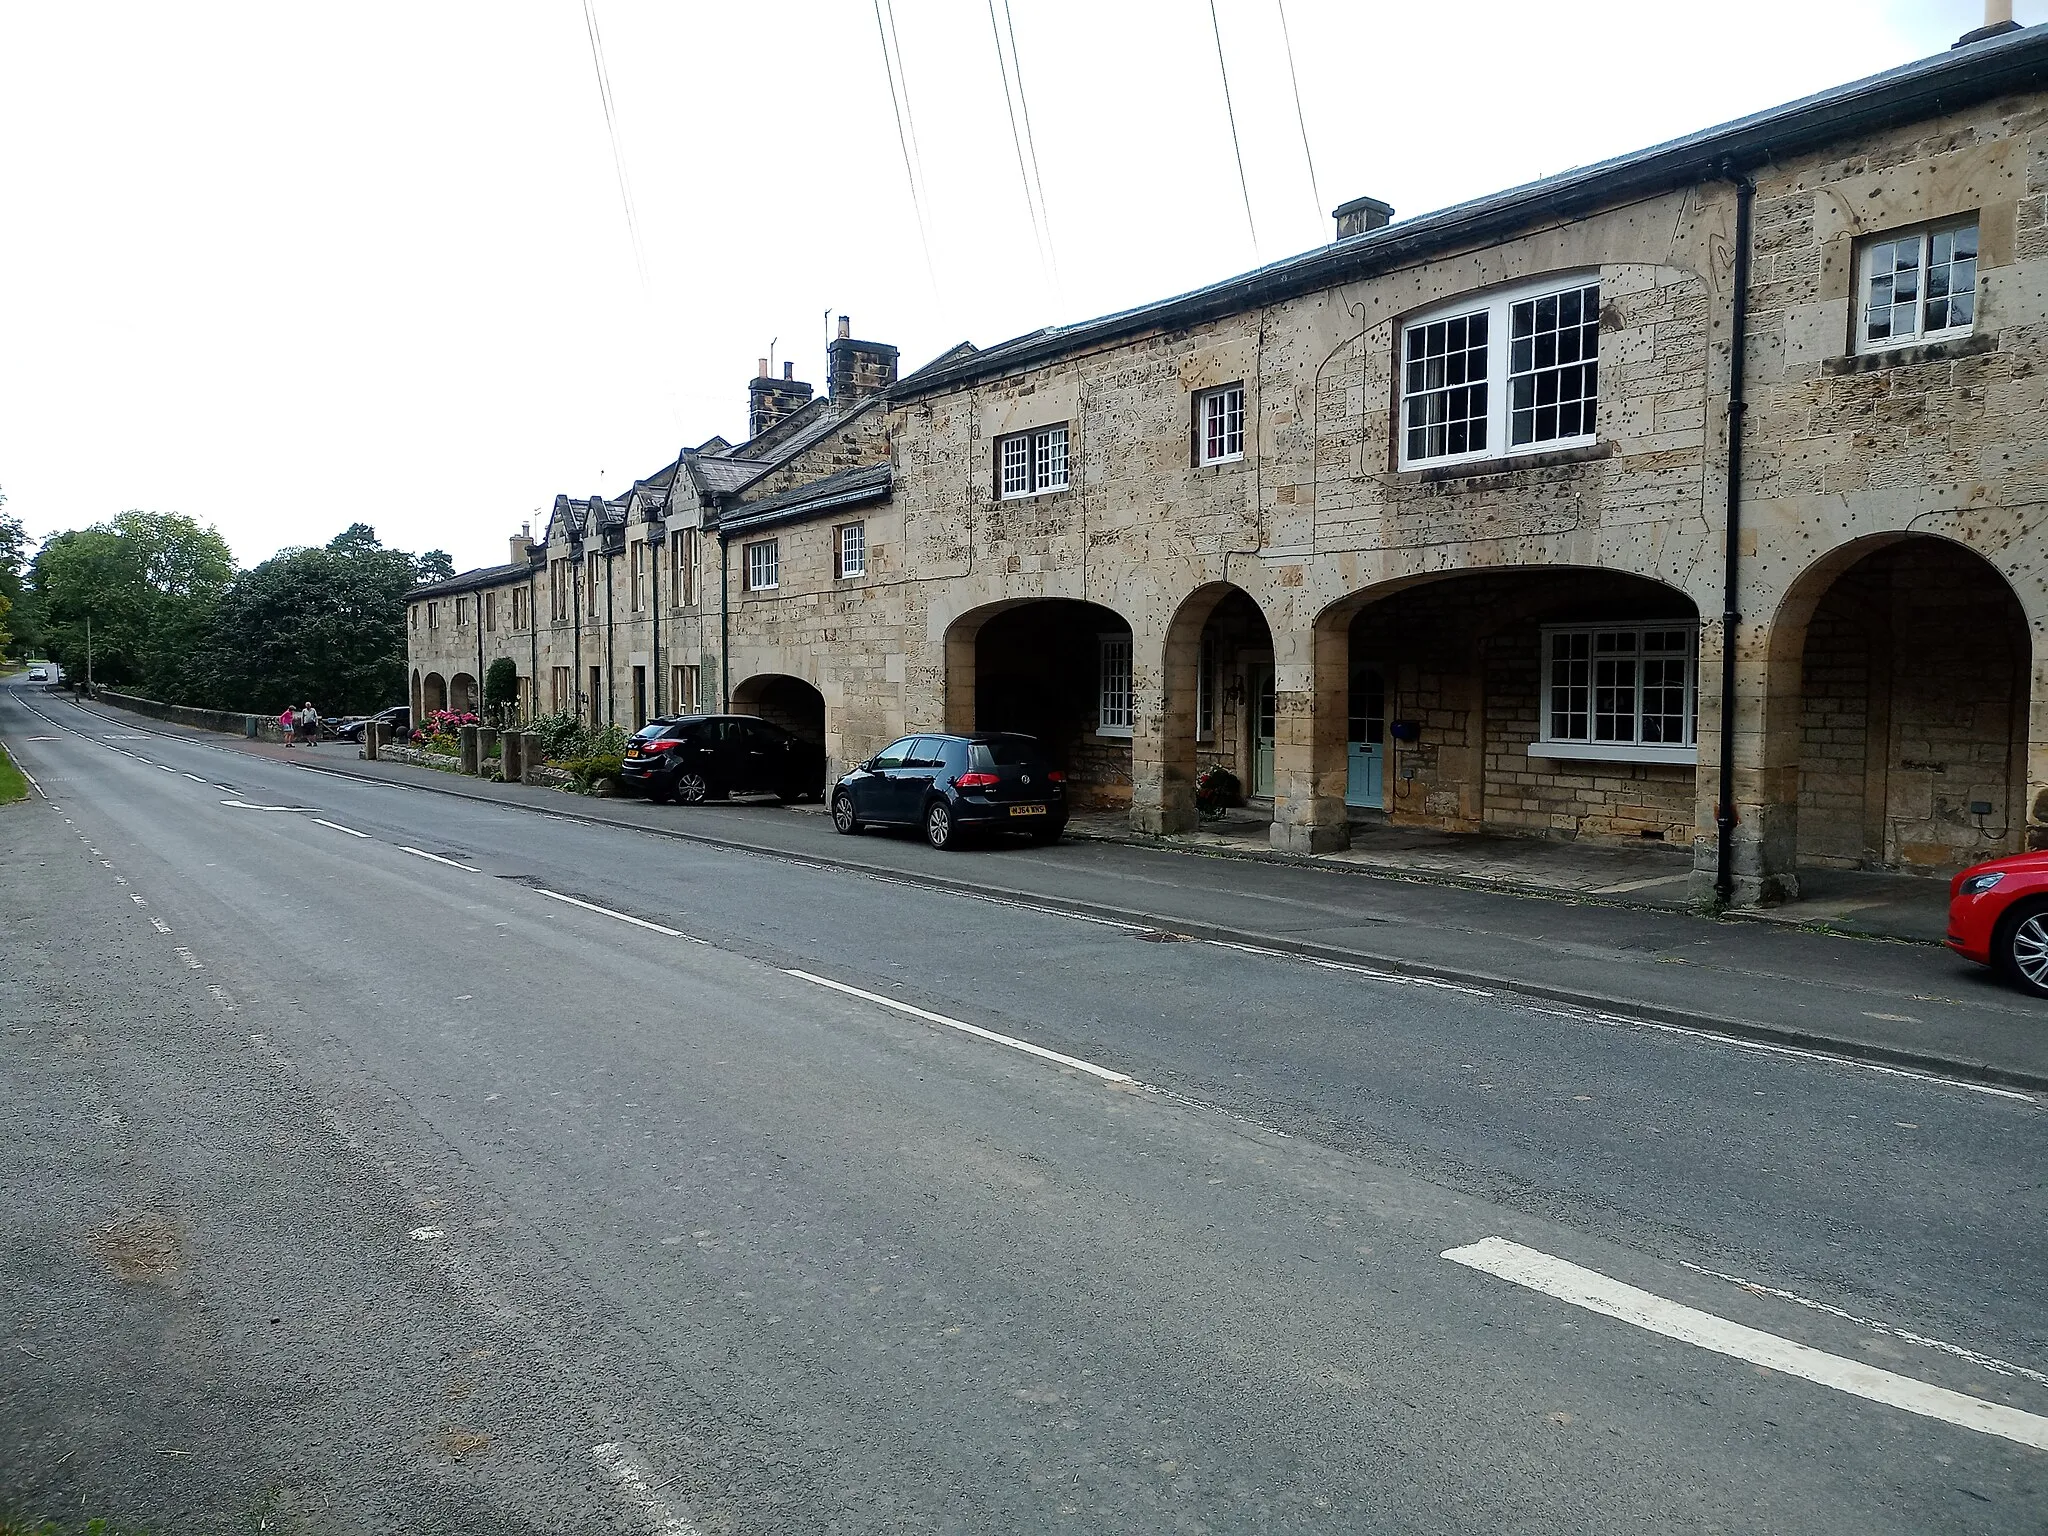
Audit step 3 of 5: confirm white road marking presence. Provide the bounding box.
[220,799,317,813]
[24,736,58,741]
[1308,955,1494,997]
[398,846,481,873]
[171,948,203,970]
[312,818,370,838]
[130,894,147,906]
[592,1442,705,1536]
[149,918,171,934]
[1443,1237,2048,1451]
[158,764,176,773]
[786,969,1133,1084]
[533,887,700,940]
[1677,1260,2048,1387]
[409,1227,445,1241]
[183,773,206,782]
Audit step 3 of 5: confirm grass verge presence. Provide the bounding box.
[0,741,29,804]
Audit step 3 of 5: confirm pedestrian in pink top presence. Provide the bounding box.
[279,706,296,746]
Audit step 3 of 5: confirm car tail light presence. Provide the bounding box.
[1046,770,1065,783]
[956,772,999,789]
[639,738,681,752]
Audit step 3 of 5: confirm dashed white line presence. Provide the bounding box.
[786,969,1133,1084]
[183,773,206,782]
[1443,1237,2048,1451]
[171,948,203,970]
[591,1442,705,1536]
[312,818,371,838]
[533,887,701,940]
[398,846,481,873]
[149,917,171,934]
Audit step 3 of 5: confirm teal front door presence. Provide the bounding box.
[1251,667,1276,797]
[1346,666,1385,809]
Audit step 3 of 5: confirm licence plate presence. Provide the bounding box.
[626,749,641,758]
[1008,804,1047,817]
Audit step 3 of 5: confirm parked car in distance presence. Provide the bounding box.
[832,732,1066,850]
[619,714,825,804]
[1948,850,2048,998]
[27,668,46,682]
[333,705,410,743]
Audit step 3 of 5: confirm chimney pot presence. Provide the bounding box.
[784,360,795,380]
[837,314,851,340]
[1332,196,1395,241]
[757,357,770,377]
[1954,0,2018,45]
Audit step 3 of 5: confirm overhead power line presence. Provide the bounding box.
[1275,0,1323,228]
[580,0,649,292]
[1208,0,1259,260]
[1001,0,1059,287]
[873,0,942,297]
[987,0,1054,290]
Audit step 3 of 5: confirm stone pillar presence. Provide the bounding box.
[1135,613,1198,836]
[501,729,524,783]
[1690,612,1800,909]
[363,720,380,761]
[1269,621,1350,853]
[518,731,544,785]
[2027,641,2048,852]
[459,724,480,775]
[478,726,500,777]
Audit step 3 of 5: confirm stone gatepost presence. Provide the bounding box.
[459,724,480,775]
[518,730,544,785]
[363,720,381,761]
[501,729,524,783]
[478,726,500,777]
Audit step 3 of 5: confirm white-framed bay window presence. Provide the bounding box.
[1530,622,1697,765]
[1856,218,1977,353]
[1400,273,1601,469]
[998,423,1069,498]
[1196,383,1245,465]
[1097,632,1133,737]
[743,537,779,592]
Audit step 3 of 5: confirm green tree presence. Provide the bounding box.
[29,512,233,694]
[416,548,456,583]
[195,531,416,714]
[0,487,36,658]
[484,655,519,725]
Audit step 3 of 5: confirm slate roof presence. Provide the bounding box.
[896,24,2048,399]
[717,463,894,536]
[410,561,528,600]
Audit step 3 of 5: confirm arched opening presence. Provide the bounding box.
[450,672,479,715]
[422,672,448,714]
[1161,584,1276,829]
[1775,535,2029,874]
[410,669,423,720]
[731,673,827,796]
[945,598,1134,810]
[1318,567,1702,843]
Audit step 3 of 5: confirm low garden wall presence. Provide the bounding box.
[95,688,283,742]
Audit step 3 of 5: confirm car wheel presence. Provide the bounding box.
[673,770,711,805]
[924,799,957,851]
[832,792,862,835]
[1995,899,2048,998]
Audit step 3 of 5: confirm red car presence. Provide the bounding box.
[1947,850,2048,998]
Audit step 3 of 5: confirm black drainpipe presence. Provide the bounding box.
[649,517,662,717]
[604,542,616,728]
[718,520,731,711]
[1714,160,1755,908]
[571,542,583,722]
[527,563,538,722]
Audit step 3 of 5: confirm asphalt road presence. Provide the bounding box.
[3,681,2044,1533]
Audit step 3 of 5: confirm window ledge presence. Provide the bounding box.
[1826,332,1993,374]
[1398,440,1615,486]
[1528,741,1696,766]
[1094,725,1134,740]
[996,487,1073,504]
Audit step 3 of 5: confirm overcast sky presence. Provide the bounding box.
[0,1,2033,573]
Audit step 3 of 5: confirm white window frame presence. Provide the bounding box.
[835,521,866,579]
[1097,632,1133,738]
[1399,271,1601,471]
[629,539,647,612]
[744,538,779,592]
[997,423,1070,499]
[1197,383,1245,466]
[670,528,696,607]
[1854,217,1978,355]
[1529,621,1698,766]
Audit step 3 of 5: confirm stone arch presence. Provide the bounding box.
[731,673,828,799]
[1306,566,1704,846]
[1764,532,2032,875]
[942,596,1136,810]
[450,672,479,715]
[410,669,423,720]
[422,672,447,714]
[1155,582,1280,832]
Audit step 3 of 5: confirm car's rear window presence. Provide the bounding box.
[632,723,669,741]
[971,740,1044,770]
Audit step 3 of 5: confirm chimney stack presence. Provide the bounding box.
[1955,0,2019,45]
[827,314,900,405]
[748,358,815,439]
[510,529,535,565]
[1333,196,1395,242]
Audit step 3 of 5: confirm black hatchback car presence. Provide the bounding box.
[832,732,1066,849]
[620,714,825,804]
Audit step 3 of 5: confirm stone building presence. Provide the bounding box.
[408,24,2048,904]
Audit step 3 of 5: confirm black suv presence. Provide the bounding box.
[620,714,825,804]
[832,732,1066,849]
[334,705,409,743]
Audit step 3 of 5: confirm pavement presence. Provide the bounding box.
[1,678,2044,1533]
[37,690,2045,1092]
